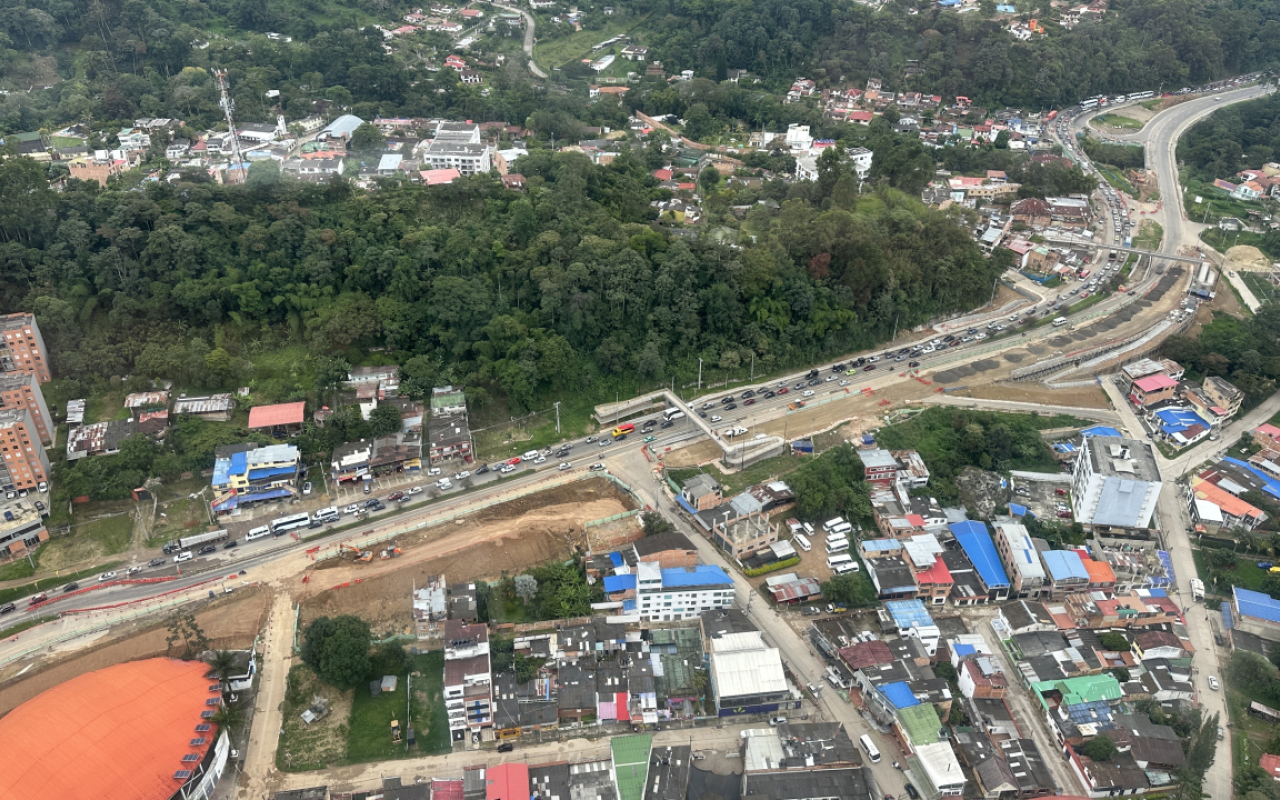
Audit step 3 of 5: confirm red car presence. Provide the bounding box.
[777,387,790,395]
[507,456,522,465]
[386,491,404,501]
[863,364,876,371]
[744,398,756,406]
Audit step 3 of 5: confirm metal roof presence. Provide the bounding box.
[950,521,1010,589]
[881,681,920,709]
[1235,587,1280,624]
[885,599,934,629]
[1042,550,1088,582]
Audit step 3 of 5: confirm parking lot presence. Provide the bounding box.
[1009,476,1073,522]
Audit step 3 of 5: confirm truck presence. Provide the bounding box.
[1190,578,1205,602]
[164,529,230,554]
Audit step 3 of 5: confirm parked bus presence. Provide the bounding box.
[828,522,853,538]
[859,735,881,763]
[246,525,272,542]
[662,408,686,422]
[825,538,850,555]
[612,423,635,438]
[270,513,311,535]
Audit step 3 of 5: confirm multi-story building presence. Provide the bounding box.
[1071,437,1161,530]
[680,474,722,511]
[443,619,492,742]
[710,514,776,560]
[413,574,448,641]
[1201,376,1242,417]
[0,373,52,445]
[857,448,929,489]
[0,498,48,556]
[0,408,51,492]
[428,386,473,465]
[67,154,124,187]
[992,519,1046,598]
[210,443,299,513]
[0,314,50,384]
[708,630,792,716]
[635,561,733,622]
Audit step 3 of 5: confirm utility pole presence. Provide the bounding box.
[750,352,755,381]
[213,68,247,184]
[554,401,560,434]
[697,358,702,391]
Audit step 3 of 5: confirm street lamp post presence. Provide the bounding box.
[698,358,702,391]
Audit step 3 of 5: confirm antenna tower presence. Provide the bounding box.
[213,68,247,183]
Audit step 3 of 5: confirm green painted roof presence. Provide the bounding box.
[1031,674,1122,708]
[897,703,941,746]
[612,734,653,800]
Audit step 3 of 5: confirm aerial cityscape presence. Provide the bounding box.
[2,1,1280,799]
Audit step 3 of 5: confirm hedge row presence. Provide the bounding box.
[744,556,801,577]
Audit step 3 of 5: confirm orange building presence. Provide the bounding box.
[0,313,50,384]
[0,407,51,491]
[0,372,53,445]
[0,659,231,800]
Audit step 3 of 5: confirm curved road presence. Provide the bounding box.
[490,2,547,78]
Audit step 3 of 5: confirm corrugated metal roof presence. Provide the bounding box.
[1236,587,1280,624]
[1041,550,1088,581]
[951,521,1010,589]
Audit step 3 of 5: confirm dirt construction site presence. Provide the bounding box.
[299,479,636,636]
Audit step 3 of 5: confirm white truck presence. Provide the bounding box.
[164,529,229,554]
[1190,578,1205,602]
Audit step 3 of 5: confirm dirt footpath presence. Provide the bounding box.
[299,480,633,634]
[0,586,269,718]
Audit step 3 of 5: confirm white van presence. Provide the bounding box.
[436,477,453,490]
[315,506,339,522]
[1053,317,1068,327]
[859,735,881,763]
[663,409,686,422]
[794,533,812,552]
[825,538,850,555]
[827,553,855,571]
[822,517,846,532]
[828,522,853,538]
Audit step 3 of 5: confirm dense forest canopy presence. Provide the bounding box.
[0,144,1002,416]
[2,0,1277,135]
[1179,91,1280,181]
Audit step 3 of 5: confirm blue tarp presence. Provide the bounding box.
[676,495,697,515]
[603,574,636,593]
[243,488,292,503]
[609,551,624,568]
[951,521,1011,590]
[623,599,637,612]
[248,466,295,481]
[1009,503,1028,517]
[953,643,976,657]
[1080,426,1122,438]
[1222,458,1280,500]
[881,681,920,709]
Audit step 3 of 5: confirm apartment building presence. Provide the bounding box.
[0,408,51,492]
[0,373,53,445]
[443,619,493,742]
[992,519,1046,598]
[0,314,50,384]
[635,561,734,622]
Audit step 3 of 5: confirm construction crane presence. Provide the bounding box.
[212,68,247,183]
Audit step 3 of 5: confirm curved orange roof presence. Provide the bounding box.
[0,658,219,800]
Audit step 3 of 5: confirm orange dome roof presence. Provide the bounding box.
[0,658,221,800]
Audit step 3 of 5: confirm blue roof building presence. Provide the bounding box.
[881,681,921,709]
[1235,586,1280,626]
[318,114,364,141]
[950,521,1010,599]
[1040,550,1089,594]
[635,561,733,622]
[885,599,935,630]
[1080,426,1121,439]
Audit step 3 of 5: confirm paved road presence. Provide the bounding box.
[1224,268,1265,312]
[490,2,547,78]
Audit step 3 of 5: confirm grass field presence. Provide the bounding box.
[532,16,640,71]
[1092,113,1144,130]
[667,452,805,496]
[346,652,450,762]
[1132,220,1163,250]
[1241,271,1279,306]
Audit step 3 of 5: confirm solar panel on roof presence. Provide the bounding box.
[205,697,221,706]
[182,754,200,763]
[195,723,211,732]
[190,737,207,746]
[174,770,193,780]
[201,710,216,719]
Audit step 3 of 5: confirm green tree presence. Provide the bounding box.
[300,615,372,689]
[821,572,877,608]
[369,403,403,437]
[514,574,538,605]
[165,611,211,660]
[1080,736,1117,761]
[1098,631,1130,651]
[641,511,675,536]
[206,649,240,684]
[348,122,387,153]
[698,164,721,194]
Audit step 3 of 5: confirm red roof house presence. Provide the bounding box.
[247,401,306,431]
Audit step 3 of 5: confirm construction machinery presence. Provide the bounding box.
[340,544,373,563]
[380,543,402,560]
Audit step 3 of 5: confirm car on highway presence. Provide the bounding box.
[863,364,876,371]
[741,390,755,398]
[763,391,775,399]
[643,434,658,442]
[802,390,815,397]
[660,419,674,428]
[343,503,360,514]
[99,571,118,582]
[0,603,15,615]
[589,462,607,472]
[585,436,598,443]
[743,398,756,406]
[701,402,715,410]
[500,464,517,473]
[507,457,522,465]
[149,558,166,567]
[387,491,405,501]
[174,551,193,563]
[597,439,611,448]
[806,379,820,386]
[839,380,850,386]
[559,461,573,470]
[724,404,737,411]
[475,465,490,475]
[455,470,472,480]
[198,545,217,555]
[710,415,722,423]
[908,361,920,367]
[777,387,789,394]
[427,467,442,476]
[63,582,80,592]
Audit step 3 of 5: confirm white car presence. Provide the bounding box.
[974,333,987,340]
[436,478,453,490]
[558,462,572,471]
[302,481,312,495]
[534,455,547,464]
[802,390,815,397]
[825,375,838,382]
[499,464,516,474]
[454,471,471,480]
[343,504,360,514]
[174,552,193,563]
[710,415,722,423]
[409,486,423,495]
[921,345,935,353]
[1208,676,1220,691]
[98,571,118,582]
[427,467,442,477]
[522,450,540,461]
[839,380,850,386]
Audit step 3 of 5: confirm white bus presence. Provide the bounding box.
[270,513,311,535]
[1079,98,1099,109]
[827,553,857,573]
[662,408,686,422]
[825,538,850,555]
[822,517,847,532]
[315,506,339,523]
[246,525,272,542]
[828,522,853,538]
[794,533,812,552]
[859,735,881,763]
